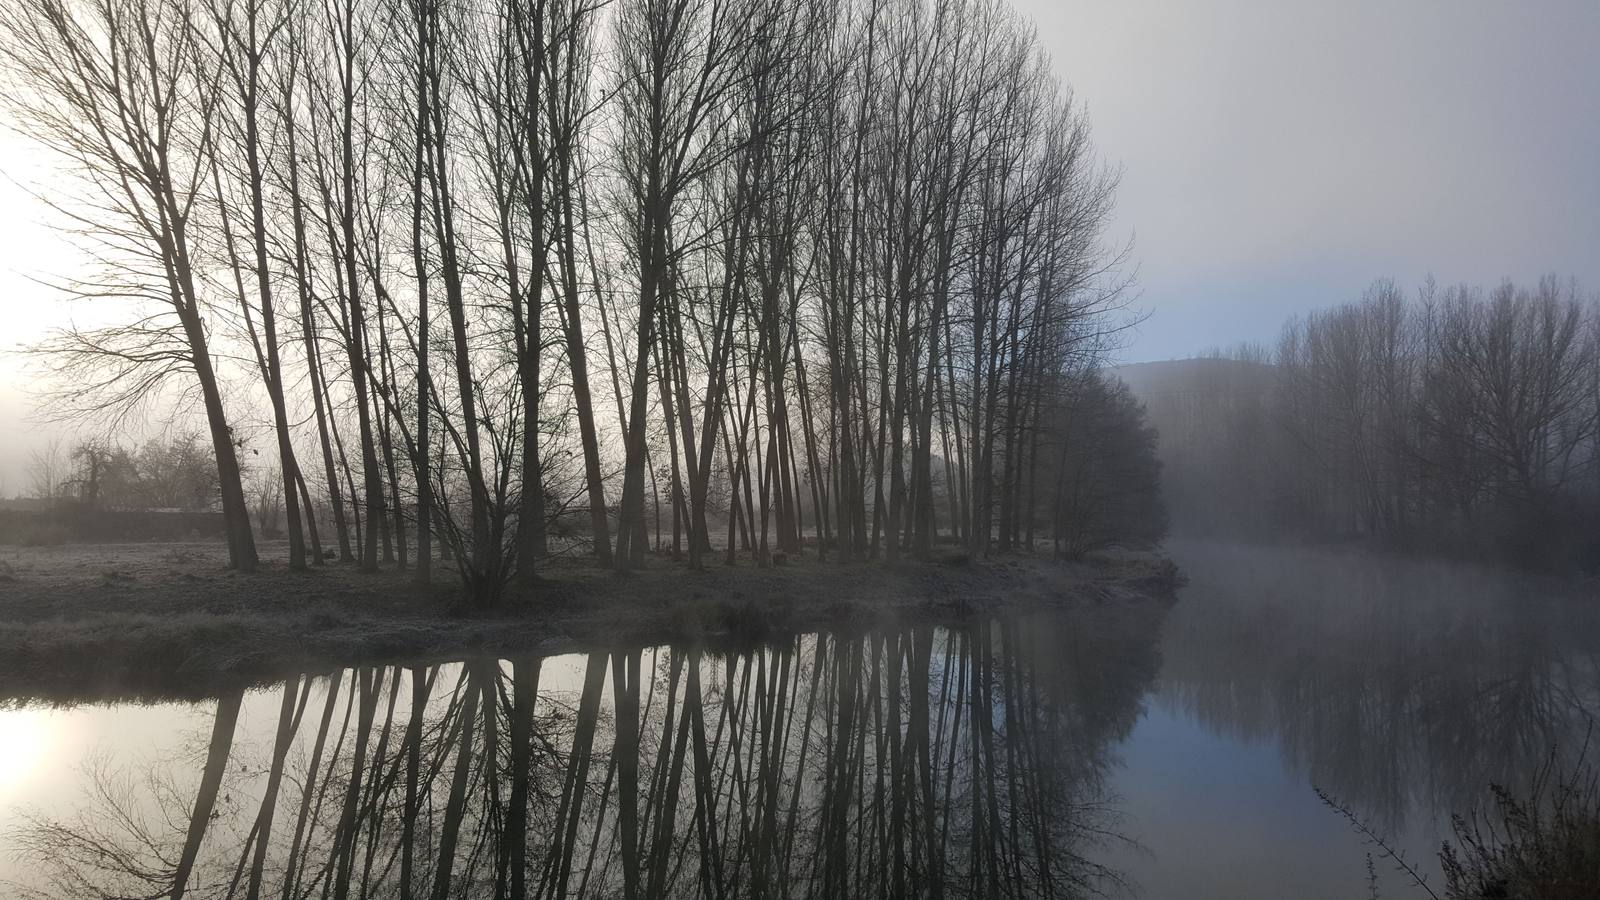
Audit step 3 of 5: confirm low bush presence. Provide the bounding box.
[1441,748,1600,899]
[1323,738,1600,900]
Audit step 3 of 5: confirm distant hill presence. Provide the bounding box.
[1110,357,1276,403]
[1108,357,1281,538]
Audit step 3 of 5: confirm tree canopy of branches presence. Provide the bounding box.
[26,434,220,510]
[2,0,1146,604]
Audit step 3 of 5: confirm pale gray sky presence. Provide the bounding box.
[1024,0,1600,360]
[2,0,1599,489]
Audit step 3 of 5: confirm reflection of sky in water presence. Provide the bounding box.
[1107,703,1441,900]
[0,658,605,894]
[1,704,206,810]
[1,540,1595,898]
[0,629,1139,898]
[0,708,54,797]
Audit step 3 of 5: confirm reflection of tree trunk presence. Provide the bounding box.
[1016,627,1054,895]
[750,647,790,898]
[937,632,967,875]
[358,667,402,890]
[644,652,687,899]
[479,664,503,894]
[777,635,826,891]
[401,667,430,900]
[970,622,1002,896]
[886,632,908,900]
[333,667,384,900]
[686,652,725,898]
[573,750,619,899]
[543,652,607,899]
[283,671,344,900]
[172,689,244,900]
[821,637,860,896]
[910,627,941,899]
[998,624,1025,890]
[507,658,541,900]
[431,666,481,900]
[247,679,309,900]
[612,649,643,900]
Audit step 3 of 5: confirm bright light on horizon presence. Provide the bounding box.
[0,708,58,800]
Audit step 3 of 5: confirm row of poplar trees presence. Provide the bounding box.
[2,0,1129,602]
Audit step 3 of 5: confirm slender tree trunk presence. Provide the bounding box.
[335,0,385,573]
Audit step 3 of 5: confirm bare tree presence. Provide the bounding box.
[3,0,1147,594]
[1,0,259,568]
[26,440,66,503]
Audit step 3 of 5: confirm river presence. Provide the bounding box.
[2,540,1595,898]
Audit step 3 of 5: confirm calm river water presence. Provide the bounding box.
[1,540,1595,898]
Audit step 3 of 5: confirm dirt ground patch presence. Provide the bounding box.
[0,540,1179,702]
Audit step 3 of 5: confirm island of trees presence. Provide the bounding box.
[0,0,1163,603]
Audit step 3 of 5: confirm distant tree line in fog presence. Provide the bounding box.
[1132,276,1600,569]
[1,0,1163,600]
[26,435,220,512]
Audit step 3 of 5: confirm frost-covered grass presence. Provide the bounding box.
[0,540,1177,703]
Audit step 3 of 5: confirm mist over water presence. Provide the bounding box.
[1127,540,1599,898]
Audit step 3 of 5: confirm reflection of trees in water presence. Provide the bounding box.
[1160,542,1600,831]
[11,609,1165,899]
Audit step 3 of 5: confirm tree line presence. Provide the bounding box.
[1139,276,1600,569]
[0,0,1149,602]
[25,435,220,511]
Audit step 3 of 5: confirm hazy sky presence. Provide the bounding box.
[1024,0,1600,360]
[2,0,1599,490]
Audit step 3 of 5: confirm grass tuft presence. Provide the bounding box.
[1440,739,1600,900]
[1322,732,1600,900]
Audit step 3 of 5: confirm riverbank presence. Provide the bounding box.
[0,540,1179,702]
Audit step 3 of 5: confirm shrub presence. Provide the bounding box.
[1441,749,1600,899]
[16,521,72,546]
[1322,738,1600,900]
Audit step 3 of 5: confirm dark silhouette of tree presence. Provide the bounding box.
[1,0,1150,600]
[1,0,260,568]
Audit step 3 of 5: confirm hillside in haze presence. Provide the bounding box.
[1112,357,1274,405]
[1113,357,1278,538]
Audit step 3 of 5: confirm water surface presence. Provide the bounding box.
[2,541,1594,898]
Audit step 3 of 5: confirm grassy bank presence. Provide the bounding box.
[0,540,1179,703]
